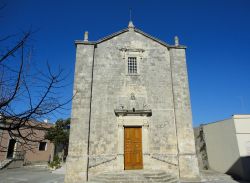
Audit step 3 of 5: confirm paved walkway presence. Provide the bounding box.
[0,166,248,183]
[0,166,63,183]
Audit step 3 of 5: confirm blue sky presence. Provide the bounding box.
[1,0,250,126]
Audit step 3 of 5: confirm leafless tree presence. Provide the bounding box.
[0,30,72,152]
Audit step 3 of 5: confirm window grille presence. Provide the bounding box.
[128,57,137,74]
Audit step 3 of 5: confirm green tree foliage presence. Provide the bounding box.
[45,118,70,161]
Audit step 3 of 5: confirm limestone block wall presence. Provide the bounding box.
[65,44,95,183]
[86,30,179,175]
[65,26,200,183]
[170,48,200,179]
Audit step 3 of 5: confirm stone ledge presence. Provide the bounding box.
[114,109,152,117]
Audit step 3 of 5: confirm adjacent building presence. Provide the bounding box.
[0,120,54,168]
[194,115,250,181]
[65,21,200,182]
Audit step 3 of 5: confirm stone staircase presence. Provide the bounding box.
[0,159,13,169]
[89,170,179,183]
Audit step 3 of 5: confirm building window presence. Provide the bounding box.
[128,57,137,74]
[39,142,47,151]
[7,139,16,159]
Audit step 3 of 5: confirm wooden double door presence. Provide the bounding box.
[124,127,143,170]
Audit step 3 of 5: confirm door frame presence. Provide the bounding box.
[117,116,149,170]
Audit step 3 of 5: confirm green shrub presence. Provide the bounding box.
[48,155,61,169]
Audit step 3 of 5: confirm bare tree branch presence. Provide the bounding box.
[0,32,30,63]
[0,30,73,150]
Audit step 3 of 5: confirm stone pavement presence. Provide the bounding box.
[0,166,248,183]
[198,170,248,183]
[0,166,63,183]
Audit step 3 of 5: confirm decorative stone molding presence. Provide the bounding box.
[117,121,123,128]
[119,48,145,53]
[143,120,149,128]
[119,47,145,75]
[116,114,150,169]
[114,109,152,117]
[119,48,144,60]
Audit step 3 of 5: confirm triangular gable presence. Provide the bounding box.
[75,27,186,49]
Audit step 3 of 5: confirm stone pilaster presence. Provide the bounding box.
[170,48,200,180]
[117,119,124,170]
[64,44,95,183]
[142,120,149,155]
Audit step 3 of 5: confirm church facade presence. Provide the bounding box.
[65,22,199,183]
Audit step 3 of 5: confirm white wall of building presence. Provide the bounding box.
[203,119,239,173]
[202,115,250,181]
[233,115,250,157]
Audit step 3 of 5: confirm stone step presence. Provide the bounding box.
[147,177,175,181]
[89,180,178,183]
[89,170,179,183]
[90,180,146,183]
[144,174,172,178]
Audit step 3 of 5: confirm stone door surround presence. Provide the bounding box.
[117,115,150,170]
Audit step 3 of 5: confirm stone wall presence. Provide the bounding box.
[194,126,209,170]
[64,45,95,183]
[88,29,179,175]
[65,26,200,183]
[170,48,200,180]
